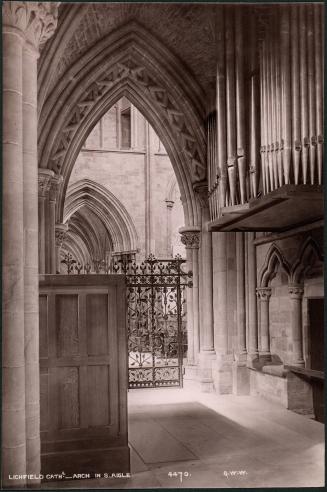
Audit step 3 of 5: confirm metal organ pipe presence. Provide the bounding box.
[216,7,227,210]
[299,5,309,185]
[307,5,316,185]
[314,3,323,185]
[280,6,292,185]
[249,12,259,198]
[291,6,301,185]
[225,7,237,206]
[235,9,246,204]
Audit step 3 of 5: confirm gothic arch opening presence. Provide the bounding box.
[38,23,206,227]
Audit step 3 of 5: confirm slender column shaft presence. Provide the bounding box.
[192,247,200,361]
[200,207,214,352]
[49,197,56,272]
[185,248,194,364]
[179,227,200,365]
[289,285,305,366]
[23,42,40,482]
[247,233,258,359]
[236,233,246,354]
[213,232,228,354]
[257,288,272,357]
[38,169,53,274]
[165,200,174,258]
[2,28,26,487]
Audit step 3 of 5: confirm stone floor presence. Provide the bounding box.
[44,387,325,489]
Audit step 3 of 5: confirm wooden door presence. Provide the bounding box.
[308,298,324,423]
[39,275,129,476]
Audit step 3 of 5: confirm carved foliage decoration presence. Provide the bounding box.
[49,56,205,181]
[3,1,59,48]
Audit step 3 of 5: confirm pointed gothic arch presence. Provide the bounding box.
[291,237,324,284]
[64,179,139,255]
[259,244,291,287]
[39,23,205,227]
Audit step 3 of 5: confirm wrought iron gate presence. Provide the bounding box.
[113,255,192,388]
[61,253,192,388]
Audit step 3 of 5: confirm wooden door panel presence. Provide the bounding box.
[39,275,129,476]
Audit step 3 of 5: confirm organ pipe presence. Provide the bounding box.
[299,5,309,184]
[291,6,301,185]
[249,12,259,198]
[210,5,323,221]
[307,5,316,185]
[314,4,323,185]
[235,9,246,204]
[216,7,227,210]
[280,6,292,185]
[225,7,237,206]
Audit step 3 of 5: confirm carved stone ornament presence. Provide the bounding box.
[38,169,54,197]
[256,287,272,301]
[180,231,201,249]
[3,2,60,49]
[288,284,304,299]
[55,223,68,247]
[49,56,205,182]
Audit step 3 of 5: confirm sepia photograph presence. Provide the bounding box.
[2,0,325,489]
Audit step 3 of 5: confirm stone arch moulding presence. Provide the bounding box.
[64,179,139,253]
[39,23,206,227]
[290,236,324,284]
[259,243,291,288]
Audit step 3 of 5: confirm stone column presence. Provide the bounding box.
[232,233,250,394]
[179,227,201,373]
[194,184,216,391]
[212,232,233,394]
[247,232,259,365]
[38,169,54,274]
[3,9,26,486]
[55,223,69,273]
[289,285,305,366]
[49,174,63,273]
[2,2,59,487]
[165,200,174,257]
[256,287,272,362]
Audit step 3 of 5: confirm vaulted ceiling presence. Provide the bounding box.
[39,2,219,103]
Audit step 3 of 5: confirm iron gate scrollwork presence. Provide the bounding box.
[113,254,193,388]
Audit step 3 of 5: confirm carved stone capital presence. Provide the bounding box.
[38,168,54,197]
[49,174,63,202]
[179,226,201,249]
[256,287,272,301]
[3,2,60,50]
[55,223,68,248]
[289,284,304,300]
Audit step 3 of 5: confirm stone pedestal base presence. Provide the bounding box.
[232,355,250,395]
[249,366,314,414]
[198,351,216,392]
[212,354,233,394]
[183,365,201,391]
